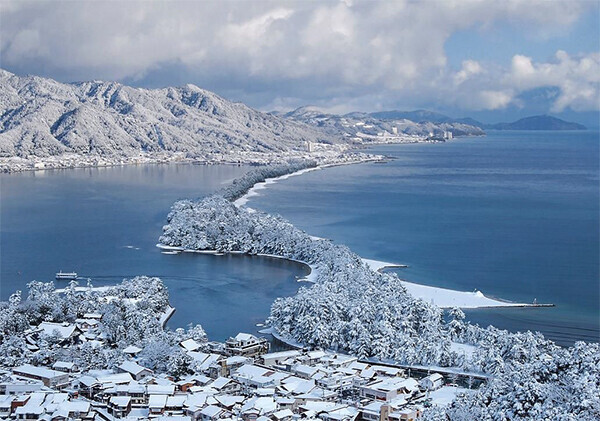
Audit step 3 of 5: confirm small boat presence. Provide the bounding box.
[56,271,78,281]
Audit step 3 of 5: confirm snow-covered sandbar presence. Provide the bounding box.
[363,258,526,308]
[233,166,322,207]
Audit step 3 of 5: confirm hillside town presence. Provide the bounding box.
[1,323,467,421]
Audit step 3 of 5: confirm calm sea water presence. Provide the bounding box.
[0,164,307,341]
[247,131,599,346]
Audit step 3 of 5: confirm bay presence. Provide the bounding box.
[246,131,600,346]
[0,163,308,341]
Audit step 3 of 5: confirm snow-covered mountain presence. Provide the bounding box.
[282,106,485,138]
[0,70,338,165]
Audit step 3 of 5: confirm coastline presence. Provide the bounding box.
[156,243,530,309]
[232,157,385,207]
[227,162,542,310]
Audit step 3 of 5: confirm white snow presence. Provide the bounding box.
[361,258,408,271]
[428,386,472,407]
[233,167,322,207]
[362,257,522,308]
[399,279,523,309]
[258,327,304,349]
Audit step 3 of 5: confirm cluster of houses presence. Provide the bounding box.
[23,314,105,352]
[1,332,454,421]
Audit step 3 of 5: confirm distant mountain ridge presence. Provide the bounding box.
[487,115,587,130]
[368,109,587,130]
[0,70,337,162]
[281,106,485,138]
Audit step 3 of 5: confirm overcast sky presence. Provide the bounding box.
[1,0,599,123]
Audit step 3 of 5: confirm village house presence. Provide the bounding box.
[224,333,269,358]
[200,404,231,421]
[52,361,78,373]
[419,373,443,391]
[33,322,81,345]
[117,361,153,381]
[12,365,69,389]
[122,345,143,358]
[148,394,168,416]
[209,376,242,394]
[108,396,131,418]
[360,378,419,402]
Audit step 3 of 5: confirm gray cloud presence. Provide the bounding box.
[1,0,597,114]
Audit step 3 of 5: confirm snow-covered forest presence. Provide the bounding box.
[158,163,600,419]
[217,160,318,202]
[0,277,206,377]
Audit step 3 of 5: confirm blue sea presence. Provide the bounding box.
[1,131,598,346]
[247,131,599,346]
[0,164,308,341]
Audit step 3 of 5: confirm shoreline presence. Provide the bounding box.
[0,134,442,174]
[232,157,384,207]
[226,161,548,310]
[156,243,536,309]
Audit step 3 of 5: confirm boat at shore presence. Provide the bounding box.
[55,271,78,281]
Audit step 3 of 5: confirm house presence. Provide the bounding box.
[14,403,44,420]
[35,322,81,344]
[232,365,282,389]
[259,351,301,367]
[214,394,245,411]
[360,378,418,402]
[147,384,176,396]
[0,396,13,418]
[58,400,92,420]
[75,318,100,331]
[180,339,203,352]
[12,365,69,389]
[165,395,186,415]
[0,378,44,395]
[419,373,443,391]
[122,345,143,357]
[209,377,241,394]
[200,404,230,421]
[224,333,269,358]
[52,361,78,373]
[271,408,294,421]
[275,397,296,412]
[149,394,167,416]
[73,376,101,398]
[395,408,421,421]
[108,396,131,418]
[117,361,153,381]
[240,396,277,421]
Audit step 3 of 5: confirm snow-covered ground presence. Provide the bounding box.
[363,258,524,308]
[400,279,524,308]
[362,258,408,271]
[233,167,322,207]
[428,386,472,407]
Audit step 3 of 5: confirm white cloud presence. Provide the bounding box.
[0,0,597,113]
[506,51,600,111]
[454,60,484,85]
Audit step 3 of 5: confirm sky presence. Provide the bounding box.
[1,0,599,125]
